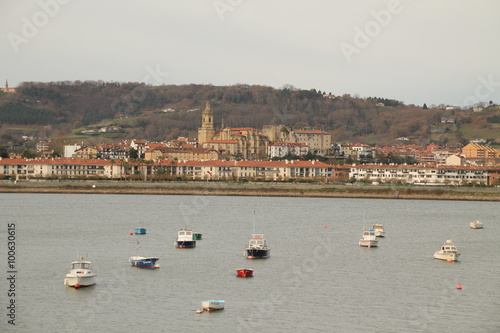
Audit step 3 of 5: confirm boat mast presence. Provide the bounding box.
[253,210,256,234]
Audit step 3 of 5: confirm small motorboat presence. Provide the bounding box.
[134,227,147,235]
[434,239,460,261]
[64,256,97,288]
[130,239,159,268]
[201,300,225,312]
[372,224,385,237]
[359,229,378,248]
[193,232,203,240]
[236,268,254,277]
[174,229,196,248]
[245,234,270,259]
[470,220,484,229]
[129,256,160,269]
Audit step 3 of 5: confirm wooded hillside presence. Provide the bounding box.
[0,81,499,151]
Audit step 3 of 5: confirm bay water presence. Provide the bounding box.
[1,193,499,332]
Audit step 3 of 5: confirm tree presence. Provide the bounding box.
[129,148,139,159]
[21,150,36,158]
[0,146,8,158]
[423,103,428,109]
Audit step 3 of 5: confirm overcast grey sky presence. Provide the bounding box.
[2,0,499,107]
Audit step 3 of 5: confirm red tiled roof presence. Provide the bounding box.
[0,158,113,165]
[294,130,331,134]
[204,140,238,144]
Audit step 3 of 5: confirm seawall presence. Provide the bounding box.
[1,181,499,201]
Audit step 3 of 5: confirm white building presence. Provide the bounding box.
[63,144,82,158]
[349,164,490,185]
[267,142,309,159]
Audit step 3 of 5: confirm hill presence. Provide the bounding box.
[0,81,499,155]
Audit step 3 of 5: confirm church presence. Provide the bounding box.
[0,80,16,93]
[198,102,269,160]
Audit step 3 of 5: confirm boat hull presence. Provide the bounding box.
[434,252,460,261]
[246,248,270,259]
[470,221,483,229]
[175,240,196,248]
[359,239,378,247]
[134,228,146,234]
[236,269,254,277]
[202,300,225,311]
[64,275,96,288]
[129,256,160,268]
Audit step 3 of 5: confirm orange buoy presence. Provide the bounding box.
[247,256,253,259]
[457,284,462,289]
[323,225,327,228]
[447,258,452,262]
[129,232,133,235]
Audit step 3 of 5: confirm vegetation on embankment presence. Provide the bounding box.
[0,182,499,201]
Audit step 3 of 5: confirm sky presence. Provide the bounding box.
[1,0,499,107]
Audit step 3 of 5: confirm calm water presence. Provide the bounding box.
[1,193,499,333]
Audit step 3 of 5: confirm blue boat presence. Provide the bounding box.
[129,239,159,268]
[129,256,160,268]
[134,227,146,235]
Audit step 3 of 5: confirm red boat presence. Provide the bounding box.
[236,268,254,277]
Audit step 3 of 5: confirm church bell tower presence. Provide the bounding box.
[198,102,215,146]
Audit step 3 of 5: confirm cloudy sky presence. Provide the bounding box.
[1,0,499,107]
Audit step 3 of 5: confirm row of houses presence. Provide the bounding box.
[1,158,499,185]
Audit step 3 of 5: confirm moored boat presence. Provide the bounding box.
[201,300,225,311]
[372,224,385,237]
[236,268,254,277]
[64,256,97,288]
[470,220,484,229]
[359,229,378,248]
[174,229,196,248]
[134,227,147,235]
[245,234,270,259]
[129,256,160,268]
[434,239,460,261]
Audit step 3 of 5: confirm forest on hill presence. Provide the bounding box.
[0,81,499,154]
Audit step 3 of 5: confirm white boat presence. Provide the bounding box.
[372,224,385,237]
[434,239,460,261]
[174,229,196,248]
[64,256,97,288]
[470,220,484,229]
[201,300,225,311]
[358,229,378,247]
[245,234,271,259]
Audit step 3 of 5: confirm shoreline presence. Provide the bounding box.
[1,181,499,201]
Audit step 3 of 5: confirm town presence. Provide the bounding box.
[1,101,499,186]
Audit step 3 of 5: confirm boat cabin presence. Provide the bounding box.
[72,261,91,270]
[441,245,457,252]
[248,234,267,249]
[363,230,376,237]
[177,229,194,241]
